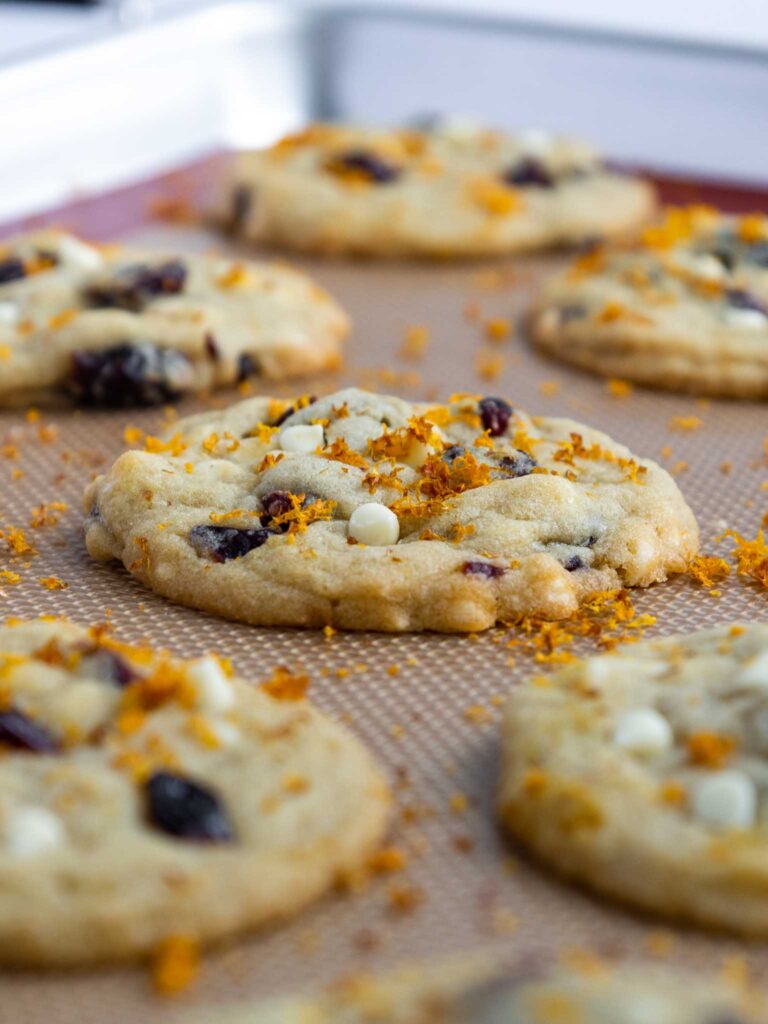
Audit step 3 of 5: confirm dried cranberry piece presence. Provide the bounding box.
[502,158,554,188]
[84,260,187,312]
[260,490,296,521]
[145,771,234,842]
[237,353,259,381]
[270,396,318,428]
[462,560,505,578]
[331,150,400,184]
[228,184,253,233]
[478,397,513,437]
[496,450,536,478]
[0,708,60,753]
[724,289,768,316]
[0,257,26,284]
[335,150,403,183]
[205,333,220,361]
[69,342,194,407]
[189,524,273,562]
[563,555,584,571]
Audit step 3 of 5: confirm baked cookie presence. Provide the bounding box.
[83,387,697,633]
[0,229,348,407]
[500,622,768,934]
[530,206,768,398]
[0,617,389,964]
[221,122,655,258]
[185,956,765,1023]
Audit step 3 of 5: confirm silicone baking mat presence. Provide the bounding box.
[1,160,767,1023]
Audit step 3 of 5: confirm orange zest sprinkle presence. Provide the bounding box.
[151,935,200,996]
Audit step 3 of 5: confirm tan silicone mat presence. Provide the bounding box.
[1,162,767,1022]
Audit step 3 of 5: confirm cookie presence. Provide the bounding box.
[83,387,698,633]
[500,622,768,934]
[530,206,768,398]
[0,617,389,964]
[0,229,348,407]
[186,957,765,1023]
[221,122,655,258]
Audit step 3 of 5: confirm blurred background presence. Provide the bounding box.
[1,0,767,221]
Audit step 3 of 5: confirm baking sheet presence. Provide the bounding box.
[1,160,767,1023]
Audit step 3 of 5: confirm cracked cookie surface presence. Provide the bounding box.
[0,618,389,964]
[84,387,697,633]
[0,229,348,407]
[222,122,655,258]
[530,207,768,397]
[500,622,768,934]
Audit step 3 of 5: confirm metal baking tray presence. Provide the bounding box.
[1,4,768,1022]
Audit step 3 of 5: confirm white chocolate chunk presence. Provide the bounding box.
[279,423,324,454]
[613,707,673,756]
[692,770,757,829]
[519,128,555,156]
[187,655,235,714]
[739,649,768,687]
[0,301,18,326]
[210,719,240,747]
[57,235,104,271]
[724,307,767,330]
[5,806,64,857]
[669,251,725,282]
[348,503,400,546]
[431,115,487,144]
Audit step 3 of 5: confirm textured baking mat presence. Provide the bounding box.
[1,162,767,1022]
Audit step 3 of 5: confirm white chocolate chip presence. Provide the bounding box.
[187,656,235,714]
[210,719,240,747]
[279,423,324,454]
[401,437,432,470]
[348,503,400,546]
[669,251,725,282]
[5,806,64,857]
[724,307,767,330]
[613,708,673,757]
[692,770,757,830]
[57,235,104,271]
[519,128,555,156]
[431,115,486,144]
[0,301,18,326]
[739,649,768,687]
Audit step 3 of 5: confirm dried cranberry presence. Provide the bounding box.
[237,353,259,381]
[0,257,26,285]
[331,151,400,184]
[228,184,253,233]
[496,450,536,478]
[260,490,296,521]
[462,560,505,578]
[478,397,513,437]
[189,524,273,562]
[270,396,317,428]
[724,289,768,316]
[563,555,584,571]
[205,333,220,360]
[503,158,554,188]
[145,771,234,842]
[0,708,60,753]
[69,342,195,407]
[84,260,187,312]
